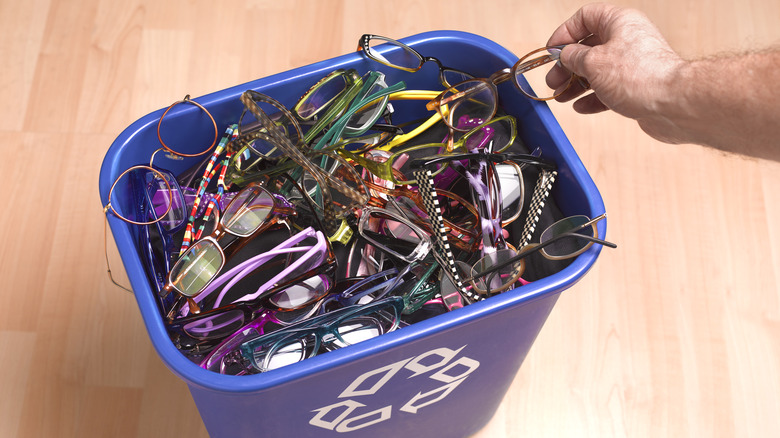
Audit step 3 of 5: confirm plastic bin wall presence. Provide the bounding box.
[99,31,606,438]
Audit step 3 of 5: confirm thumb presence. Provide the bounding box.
[558,44,591,78]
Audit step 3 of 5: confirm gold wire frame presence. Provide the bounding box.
[102,164,173,293]
[157,94,218,157]
[103,216,132,293]
[103,165,174,226]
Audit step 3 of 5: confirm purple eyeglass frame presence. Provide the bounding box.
[198,308,289,375]
[187,226,332,309]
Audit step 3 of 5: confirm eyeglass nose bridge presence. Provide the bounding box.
[486,68,513,86]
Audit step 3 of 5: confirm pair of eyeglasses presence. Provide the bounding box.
[159,183,297,313]
[167,303,306,359]
[415,150,558,245]
[463,214,616,297]
[200,226,335,311]
[357,34,474,88]
[197,307,305,374]
[239,90,370,235]
[299,264,422,320]
[237,295,406,374]
[424,46,588,133]
[359,177,480,253]
[292,69,402,147]
[168,258,338,361]
[195,270,368,372]
[324,262,439,315]
[294,69,364,145]
[357,206,433,263]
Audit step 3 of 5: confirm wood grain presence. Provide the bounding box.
[1,0,778,437]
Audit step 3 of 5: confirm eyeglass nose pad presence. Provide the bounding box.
[187,297,201,315]
[441,290,465,311]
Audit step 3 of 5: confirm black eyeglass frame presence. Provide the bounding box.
[357,34,474,88]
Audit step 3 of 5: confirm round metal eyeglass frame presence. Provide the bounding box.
[463,213,617,292]
[103,165,178,292]
[103,165,175,226]
[157,94,219,157]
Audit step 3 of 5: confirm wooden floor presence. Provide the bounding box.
[2,0,779,436]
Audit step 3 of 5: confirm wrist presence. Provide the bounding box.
[633,55,695,145]
[655,56,747,149]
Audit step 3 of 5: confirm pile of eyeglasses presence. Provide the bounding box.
[103,35,615,376]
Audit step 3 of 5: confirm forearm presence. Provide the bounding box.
[549,4,780,161]
[657,48,780,160]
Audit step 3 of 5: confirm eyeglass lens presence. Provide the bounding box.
[438,80,497,131]
[297,72,351,120]
[108,167,181,226]
[363,36,423,71]
[169,238,223,297]
[540,215,597,259]
[183,309,247,340]
[221,187,274,237]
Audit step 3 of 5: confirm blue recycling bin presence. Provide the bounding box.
[99,30,607,438]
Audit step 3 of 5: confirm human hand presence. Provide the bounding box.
[547,3,685,140]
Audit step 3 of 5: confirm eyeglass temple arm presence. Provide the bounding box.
[410,152,556,171]
[195,226,319,306]
[103,216,133,293]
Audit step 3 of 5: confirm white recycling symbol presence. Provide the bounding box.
[309,345,479,433]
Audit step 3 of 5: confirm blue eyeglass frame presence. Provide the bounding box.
[238,295,406,373]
